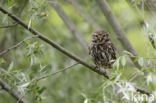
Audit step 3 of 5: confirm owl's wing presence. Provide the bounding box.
[88,42,92,55]
[88,46,90,55]
[108,43,116,60]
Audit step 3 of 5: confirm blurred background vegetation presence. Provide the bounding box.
[0,0,156,103]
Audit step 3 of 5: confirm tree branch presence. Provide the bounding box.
[66,0,102,30]
[0,23,18,29]
[126,0,156,50]
[124,0,156,81]
[50,0,88,52]
[0,5,109,78]
[35,62,79,82]
[0,5,150,95]
[131,83,151,96]
[0,35,39,57]
[0,78,29,103]
[96,0,141,69]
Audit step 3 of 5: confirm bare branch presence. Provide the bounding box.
[132,84,151,96]
[126,0,156,50]
[66,0,102,30]
[0,35,39,57]
[0,78,29,103]
[125,0,156,81]
[0,5,150,95]
[49,0,88,52]
[96,0,141,69]
[0,23,18,29]
[35,62,79,82]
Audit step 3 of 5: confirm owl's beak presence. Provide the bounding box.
[99,38,102,41]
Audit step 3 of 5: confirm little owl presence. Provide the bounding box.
[89,30,116,69]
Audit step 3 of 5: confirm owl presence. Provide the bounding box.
[89,30,116,69]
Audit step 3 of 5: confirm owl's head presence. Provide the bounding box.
[92,30,109,43]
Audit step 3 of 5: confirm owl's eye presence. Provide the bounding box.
[93,35,98,38]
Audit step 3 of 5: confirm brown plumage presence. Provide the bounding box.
[89,30,116,69]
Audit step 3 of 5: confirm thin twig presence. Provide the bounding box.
[131,55,156,59]
[129,82,151,96]
[35,62,79,81]
[0,23,18,29]
[0,78,29,103]
[0,35,39,56]
[16,63,79,101]
[128,64,156,82]
[128,72,141,82]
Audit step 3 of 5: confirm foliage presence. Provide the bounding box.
[0,0,156,103]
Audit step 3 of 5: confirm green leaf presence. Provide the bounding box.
[138,57,144,66]
[121,56,126,66]
[28,18,32,29]
[123,51,133,56]
[32,7,38,11]
[25,40,30,45]
[30,56,34,66]
[113,57,120,69]
[0,58,4,64]
[18,82,30,88]
[147,68,154,72]
[133,57,139,63]
[8,0,15,7]
[8,62,14,72]
[38,87,46,94]
[114,73,122,82]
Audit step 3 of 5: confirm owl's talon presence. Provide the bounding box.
[96,65,100,70]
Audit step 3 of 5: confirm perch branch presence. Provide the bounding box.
[0,5,109,78]
[67,0,135,66]
[0,78,29,103]
[0,5,150,95]
[50,0,88,52]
